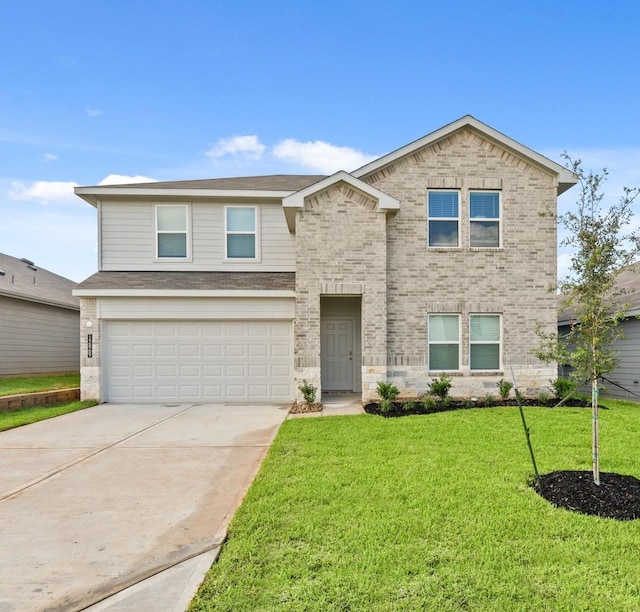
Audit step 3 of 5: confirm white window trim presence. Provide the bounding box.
[469,313,502,371]
[427,190,460,248]
[469,191,501,249]
[224,205,261,262]
[428,313,461,371]
[154,204,191,260]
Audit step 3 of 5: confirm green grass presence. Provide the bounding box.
[190,401,640,611]
[0,373,80,396]
[0,400,97,431]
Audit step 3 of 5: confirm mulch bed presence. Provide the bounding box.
[533,471,640,521]
[363,396,591,417]
[289,401,323,414]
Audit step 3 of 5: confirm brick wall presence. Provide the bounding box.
[294,183,389,398]
[358,127,558,397]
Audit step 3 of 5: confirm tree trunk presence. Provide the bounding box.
[592,377,600,485]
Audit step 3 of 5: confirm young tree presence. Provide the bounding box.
[537,154,640,485]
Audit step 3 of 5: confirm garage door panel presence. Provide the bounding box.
[203,365,222,376]
[104,320,292,402]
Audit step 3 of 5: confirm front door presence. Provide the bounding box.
[321,318,354,391]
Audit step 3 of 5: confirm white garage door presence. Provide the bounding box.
[104,320,293,403]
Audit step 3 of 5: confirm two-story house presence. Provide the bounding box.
[74,116,577,404]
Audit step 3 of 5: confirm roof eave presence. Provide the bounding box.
[74,186,296,207]
[0,289,80,311]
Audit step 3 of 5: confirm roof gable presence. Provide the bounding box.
[282,171,399,231]
[353,115,577,195]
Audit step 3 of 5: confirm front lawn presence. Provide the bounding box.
[0,373,80,396]
[190,401,640,611]
[0,401,97,432]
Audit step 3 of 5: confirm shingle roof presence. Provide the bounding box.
[76,271,295,292]
[0,252,79,310]
[558,262,640,324]
[85,175,327,191]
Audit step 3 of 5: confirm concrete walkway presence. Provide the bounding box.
[0,402,288,612]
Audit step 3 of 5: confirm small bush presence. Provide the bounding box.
[422,396,437,411]
[551,377,577,399]
[483,393,496,406]
[298,380,317,405]
[377,381,399,413]
[537,391,551,405]
[497,378,513,399]
[403,399,417,412]
[428,373,452,399]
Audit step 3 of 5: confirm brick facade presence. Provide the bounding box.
[295,128,559,400]
[294,184,389,399]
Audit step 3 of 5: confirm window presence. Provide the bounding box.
[428,191,459,247]
[428,314,460,370]
[470,191,500,247]
[226,206,257,259]
[470,314,501,370]
[156,205,188,258]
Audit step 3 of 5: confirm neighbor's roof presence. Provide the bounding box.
[0,252,79,310]
[74,271,295,295]
[558,262,640,325]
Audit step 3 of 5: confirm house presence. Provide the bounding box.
[0,252,80,376]
[558,263,640,400]
[73,115,577,404]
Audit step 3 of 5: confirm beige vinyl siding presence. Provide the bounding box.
[100,200,295,271]
[0,296,80,376]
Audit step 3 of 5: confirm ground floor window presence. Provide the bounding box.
[428,314,460,370]
[470,314,501,370]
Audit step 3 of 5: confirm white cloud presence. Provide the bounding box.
[86,108,102,117]
[206,135,266,160]
[44,152,58,162]
[272,139,377,173]
[10,180,79,204]
[98,174,156,186]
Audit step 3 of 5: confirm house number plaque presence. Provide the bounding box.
[87,334,93,358]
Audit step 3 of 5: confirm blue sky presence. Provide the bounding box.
[1,0,640,282]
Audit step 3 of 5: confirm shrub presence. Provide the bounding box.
[551,377,577,399]
[298,380,317,405]
[497,378,513,399]
[537,391,551,405]
[428,373,452,399]
[483,393,496,406]
[377,381,399,413]
[422,396,437,411]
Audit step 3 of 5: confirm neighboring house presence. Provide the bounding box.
[73,115,577,404]
[0,252,80,376]
[558,263,640,400]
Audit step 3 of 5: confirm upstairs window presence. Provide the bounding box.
[470,191,500,247]
[225,206,257,259]
[428,314,460,370]
[156,205,188,258]
[428,191,459,247]
[470,314,501,370]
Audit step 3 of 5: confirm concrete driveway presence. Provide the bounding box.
[0,402,288,612]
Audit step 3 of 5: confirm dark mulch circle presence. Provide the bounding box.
[533,471,640,521]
